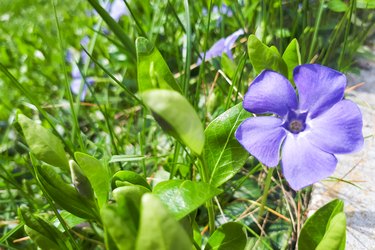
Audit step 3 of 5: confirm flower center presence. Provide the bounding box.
[289,120,304,133]
[284,110,307,134]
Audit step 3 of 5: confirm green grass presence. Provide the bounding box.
[0,0,374,249]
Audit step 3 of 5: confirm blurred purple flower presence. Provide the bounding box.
[100,0,129,22]
[235,64,363,190]
[67,36,94,101]
[203,4,233,18]
[108,0,129,21]
[70,64,94,101]
[197,29,244,65]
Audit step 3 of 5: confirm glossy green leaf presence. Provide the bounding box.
[20,206,70,250]
[316,212,346,250]
[204,103,251,187]
[247,34,288,76]
[141,89,204,155]
[36,164,98,220]
[204,222,247,250]
[298,199,345,250]
[75,152,110,208]
[135,194,192,250]
[136,37,181,93]
[101,186,148,250]
[282,38,301,81]
[69,160,94,200]
[17,114,69,171]
[111,170,151,190]
[153,180,222,220]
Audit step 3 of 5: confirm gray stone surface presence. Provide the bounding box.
[308,58,375,249]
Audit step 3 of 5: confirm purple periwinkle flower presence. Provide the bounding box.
[197,29,244,65]
[235,64,363,190]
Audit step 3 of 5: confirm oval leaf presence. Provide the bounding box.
[141,89,204,155]
[247,34,288,76]
[316,212,346,250]
[282,38,301,81]
[298,199,345,250]
[204,103,251,187]
[75,152,110,208]
[36,164,98,220]
[17,114,69,171]
[135,194,192,250]
[136,37,182,93]
[111,170,151,190]
[204,222,247,250]
[153,180,222,220]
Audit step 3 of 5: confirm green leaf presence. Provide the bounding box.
[282,38,301,81]
[109,155,147,163]
[69,160,95,200]
[316,212,346,250]
[136,37,182,93]
[36,164,98,220]
[298,199,345,250]
[101,186,149,250]
[356,0,375,9]
[204,222,247,250]
[111,170,151,190]
[204,103,251,187]
[221,53,237,79]
[327,0,348,12]
[153,180,222,220]
[20,206,70,250]
[135,194,192,250]
[247,34,288,76]
[141,89,204,155]
[17,114,69,171]
[75,152,110,208]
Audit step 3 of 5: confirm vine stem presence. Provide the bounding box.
[198,155,216,234]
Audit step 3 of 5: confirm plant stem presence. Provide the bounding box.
[258,167,274,221]
[198,155,216,234]
[308,0,324,62]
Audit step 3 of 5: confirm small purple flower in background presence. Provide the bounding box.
[235,64,364,190]
[67,36,94,101]
[70,64,95,101]
[108,0,129,22]
[197,29,244,66]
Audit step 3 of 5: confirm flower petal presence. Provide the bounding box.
[224,29,244,59]
[281,134,337,190]
[306,100,363,154]
[243,70,298,116]
[294,64,346,118]
[235,116,286,167]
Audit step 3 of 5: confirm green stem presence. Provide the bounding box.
[308,0,324,61]
[198,155,215,234]
[258,167,274,221]
[338,0,355,69]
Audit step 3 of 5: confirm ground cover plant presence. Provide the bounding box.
[0,0,374,249]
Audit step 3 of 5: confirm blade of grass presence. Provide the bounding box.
[0,63,74,156]
[52,0,85,152]
[338,0,356,69]
[183,0,192,97]
[81,47,143,105]
[123,0,148,38]
[308,0,325,61]
[87,0,136,61]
